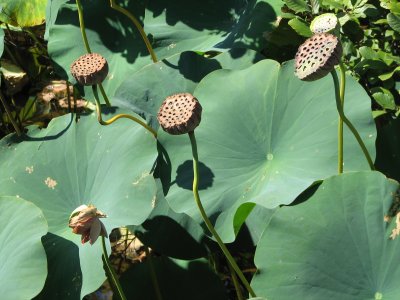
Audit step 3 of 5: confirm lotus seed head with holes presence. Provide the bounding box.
[70,53,109,86]
[157,93,202,135]
[310,13,339,34]
[295,33,343,81]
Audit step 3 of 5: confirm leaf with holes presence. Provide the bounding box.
[0,111,158,298]
[0,196,48,299]
[157,59,376,242]
[251,171,400,300]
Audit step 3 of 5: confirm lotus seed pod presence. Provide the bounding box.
[157,93,202,135]
[70,53,109,86]
[310,13,339,34]
[295,33,343,81]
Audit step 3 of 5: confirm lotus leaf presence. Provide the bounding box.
[114,49,264,130]
[0,111,158,298]
[157,59,376,242]
[252,171,400,300]
[0,196,48,300]
[47,0,281,98]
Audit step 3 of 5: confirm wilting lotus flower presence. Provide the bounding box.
[68,204,108,245]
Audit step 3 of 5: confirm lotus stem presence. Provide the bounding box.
[144,247,163,300]
[109,0,158,63]
[92,85,157,137]
[228,261,244,300]
[188,131,256,298]
[331,69,375,170]
[75,0,91,53]
[101,235,127,300]
[0,91,21,136]
[337,62,346,173]
[75,0,112,108]
[98,83,111,107]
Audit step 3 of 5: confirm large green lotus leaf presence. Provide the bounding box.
[0,111,158,298]
[0,0,47,27]
[158,59,376,242]
[120,256,228,300]
[144,0,281,55]
[47,0,280,98]
[0,196,48,299]
[114,49,264,130]
[252,171,400,299]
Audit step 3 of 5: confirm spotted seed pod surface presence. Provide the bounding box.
[70,53,109,86]
[157,93,202,135]
[310,13,338,34]
[295,33,342,81]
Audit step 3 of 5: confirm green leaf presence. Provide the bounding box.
[47,0,281,98]
[283,0,311,12]
[114,49,264,130]
[388,13,400,32]
[120,256,228,300]
[371,87,396,110]
[321,0,345,9]
[378,66,400,81]
[310,0,321,13]
[359,46,380,60]
[288,18,312,37]
[0,196,48,299]
[0,0,47,27]
[0,111,158,298]
[252,171,400,299]
[157,59,376,242]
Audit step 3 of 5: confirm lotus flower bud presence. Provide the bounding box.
[295,33,343,81]
[157,93,202,135]
[70,53,109,86]
[68,204,108,245]
[310,13,339,34]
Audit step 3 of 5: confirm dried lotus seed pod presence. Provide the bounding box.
[310,13,339,34]
[295,33,342,81]
[70,53,108,86]
[157,93,202,135]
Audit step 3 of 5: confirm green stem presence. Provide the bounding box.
[92,85,157,137]
[76,0,91,53]
[188,131,256,298]
[76,0,111,108]
[337,62,346,173]
[101,236,127,300]
[144,247,163,300]
[109,0,158,63]
[228,260,244,300]
[99,83,111,107]
[0,91,22,136]
[331,69,375,170]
